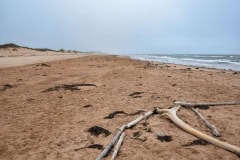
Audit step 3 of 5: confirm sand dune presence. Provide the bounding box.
[0,46,86,68]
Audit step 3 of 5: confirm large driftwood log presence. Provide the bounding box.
[157,106,240,155]
[191,107,220,137]
[95,110,155,160]
[174,101,240,107]
[111,132,125,160]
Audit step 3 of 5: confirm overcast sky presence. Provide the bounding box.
[0,0,240,54]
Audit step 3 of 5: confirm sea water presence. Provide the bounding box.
[129,54,240,71]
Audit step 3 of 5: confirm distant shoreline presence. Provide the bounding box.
[128,54,240,71]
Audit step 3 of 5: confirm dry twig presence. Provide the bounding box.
[95,110,155,160]
[191,107,220,137]
[174,101,240,107]
[111,132,125,160]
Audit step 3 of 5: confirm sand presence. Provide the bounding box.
[0,48,240,160]
[0,47,84,68]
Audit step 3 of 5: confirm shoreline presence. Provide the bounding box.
[0,46,238,73]
[1,53,239,74]
[117,54,239,74]
[128,54,240,72]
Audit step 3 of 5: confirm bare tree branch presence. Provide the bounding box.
[95,110,155,160]
[157,106,240,155]
[111,132,125,160]
[191,107,220,137]
[174,101,240,107]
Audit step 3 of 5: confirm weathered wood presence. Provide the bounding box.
[157,106,240,155]
[191,107,220,137]
[95,125,126,160]
[126,110,155,128]
[174,101,240,107]
[111,132,125,160]
[95,110,155,160]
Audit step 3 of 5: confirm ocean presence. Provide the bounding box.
[129,54,240,71]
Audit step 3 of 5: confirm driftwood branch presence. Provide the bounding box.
[111,132,125,160]
[126,110,155,128]
[174,101,240,107]
[157,106,240,155]
[95,110,155,160]
[191,107,220,137]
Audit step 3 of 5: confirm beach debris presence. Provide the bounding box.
[95,110,155,160]
[128,92,144,98]
[172,83,177,87]
[182,139,209,147]
[0,84,14,91]
[111,132,125,160]
[133,96,142,98]
[84,144,103,150]
[83,104,92,108]
[143,62,158,69]
[36,63,51,67]
[140,122,152,132]
[174,101,240,108]
[237,154,240,158]
[87,126,111,137]
[104,110,146,119]
[156,134,172,142]
[26,98,35,102]
[42,83,96,92]
[74,144,103,151]
[131,131,147,142]
[132,131,141,138]
[95,101,240,159]
[151,130,172,142]
[129,110,146,116]
[156,105,240,156]
[191,107,220,137]
[104,111,128,119]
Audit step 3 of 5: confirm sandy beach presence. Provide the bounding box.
[0,47,240,160]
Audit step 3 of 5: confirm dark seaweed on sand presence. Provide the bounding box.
[182,139,209,147]
[129,110,145,116]
[104,111,128,119]
[237,153,240,158]
[0,84,14,91]
[74,144,103,151]
[87,144,103,150]
[87,126,111,137]
[104,110,146,119]
[83,104,92,108]
[157,135,172,142]
[128,92,144,97]
[42,84,96,92]
[36,63,51,67]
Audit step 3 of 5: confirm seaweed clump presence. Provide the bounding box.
[87,126,111,137]
[182,139,209,147]
[104,111,128,119]
[157,135,172,142]
[42,84,96,92]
